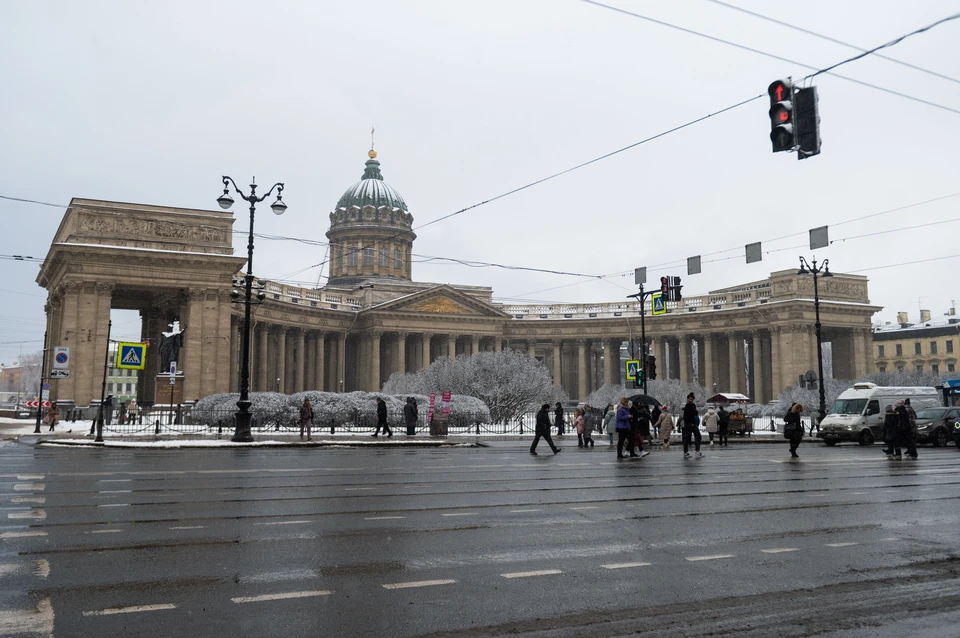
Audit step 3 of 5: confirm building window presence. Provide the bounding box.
[949,363,956,372]
[878,366,886,373]
[897,365,904,373]
[363,247,373,267]
[916,364,923,374]
[947,340,955,354]
[895,344,903,357]
[125,383,132,393]
[914,342,922,355]
[394,248,401,269]
[878,345,885,358]
[107,383,113,392]
[348,247,358,267]
[379,248,388,267]
[336,246,343,268]
[930,341,938,355]
[932,364,940,374]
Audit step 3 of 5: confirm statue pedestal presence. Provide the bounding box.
[154,375,184,405]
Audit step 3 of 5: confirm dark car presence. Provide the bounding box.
[913,407,960,447]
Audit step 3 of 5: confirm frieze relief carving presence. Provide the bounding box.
[77,214,227,245]
[407,296,471,314]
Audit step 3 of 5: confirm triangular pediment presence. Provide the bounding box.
[366,285,510,318]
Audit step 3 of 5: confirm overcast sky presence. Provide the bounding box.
[2,0,959,364]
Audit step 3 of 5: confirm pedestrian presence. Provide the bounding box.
[299,399,314,440]
[118,400,127,425]
[682,393,703,459]
[717,405,730,447]
[46,401,60,432]
[373,397,392,437]
[575,409,586,447]
[656,407,673,448]
[531,403,562,455]
[582,406,595,448]
[403,397,418,436]
[616,397,636,459]
[554,402,565,436]
[635,404,651,456]
[651,404,662,442]
[703,406,719,446]
[603,403,617,445]
[104,394,114,425]
[784,402,803,458]
[895,399,917,459]
[881,404,900,458]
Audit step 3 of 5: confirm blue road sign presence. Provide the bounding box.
[116,342,147,370]
[651,293,666,316]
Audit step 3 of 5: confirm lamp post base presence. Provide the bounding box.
[232,400,255,442]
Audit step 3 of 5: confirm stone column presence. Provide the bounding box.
[752,332,764,404]
[727,333,739,393]
[553,340,563,387]
[494,336,502,352]
[336,332,346,392]
[605,338,620,385]
[471,334,480,355]
[181,289,205,402]
[703,334,714,392]
[397,332,407,376]
[527,340,537,359]
[678,336,691,383]
[275,327,287,393]
[257,325,269,392]
[854,328,869,379]
[421,333,432,369]
[577,339,588,401]
[769,327,782,395]
[229,316,239,394]
[448,334,457,359]
[140,309,163,404]
[668,339,681,380]
[55,283,81,401]
[314,332,325,391]
[369,331,382,391]
[294,328,305,393]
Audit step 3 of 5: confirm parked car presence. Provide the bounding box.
[914,407,960,447]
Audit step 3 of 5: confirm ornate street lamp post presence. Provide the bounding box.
[217,177,287,442]
[798,256,833,429]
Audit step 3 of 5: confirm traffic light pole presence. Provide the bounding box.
[628,285,650,396]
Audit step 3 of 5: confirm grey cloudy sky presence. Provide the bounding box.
[2,0,959,363]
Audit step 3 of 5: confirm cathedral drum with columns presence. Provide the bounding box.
[36,150,880,407]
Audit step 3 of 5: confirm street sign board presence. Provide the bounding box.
[49,370,70,379]
[651,293,666,316]
[634,267,646,285]
[117,342,147,370]
[42,383,50,390]
[625,359,640,381]
[53,347,70,369]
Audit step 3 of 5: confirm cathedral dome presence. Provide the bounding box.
[335,151,408,213]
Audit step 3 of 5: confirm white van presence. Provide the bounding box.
[818,382,939,446]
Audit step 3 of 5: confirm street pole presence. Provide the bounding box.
[639,284,648,396]
[217,177,286,443]
[33,331,48,434]
[95,321,111,443]
[799,257,832,429]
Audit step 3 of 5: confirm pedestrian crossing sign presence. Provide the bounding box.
[651,293,666,316]
[116,342,147,370]
[625,359,640,381]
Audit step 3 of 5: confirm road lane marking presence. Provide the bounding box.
[15,475,44,480]
[850,492,866,495]
[0,598,53,635]
[761,548,799,554]
[8,510,46,520]
[570,506,599,510]
[602,562,651,569]
[232,590,332,603]
[826,542,859,547]
[98,479,131,482]
[344,487,375,491]
[0,531,47,539]
[99,490,132,494]
[441,513,477,517]
[13,484,45,492]
[10,497,45,504]
[83,603,177,616]
[254,520,311,526]
[86,529,124,534]
[382,579,457,590]
[96,504,129,507]
[685,554,736,562]
[35,560,49,577]
[364,516,406,520]
[170,526,206,530]
[509,509,541,513]
[501,570,563,579]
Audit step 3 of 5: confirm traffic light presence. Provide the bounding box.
[768,79,795,152]
[794,85,821,160]
[647,355,657,380]
[660,276,669,298]
[636,366,644,387]
[668,276,683,301]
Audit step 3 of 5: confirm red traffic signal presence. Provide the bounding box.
[768,79,795,152]
[660,276,669,297]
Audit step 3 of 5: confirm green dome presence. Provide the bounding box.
[335,155,408,212]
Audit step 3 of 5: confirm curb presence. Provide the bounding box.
[33,437,488,449]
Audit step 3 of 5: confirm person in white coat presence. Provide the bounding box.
[703,407,720,446]
[655,407,673,449]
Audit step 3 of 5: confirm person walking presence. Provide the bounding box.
[881,404,900,458]
[616,397,636,459]
[895,399,917,459]
[703,406,719,446]
[46,401,60,432]
[784,403,804,458]
[603,404,617,445]
[651,404,662,443]
[403,397,418,436]
[373,397,392,437]
[682,393,703,459]
[103,395,114,426]
[575,409,586,447]
[554,402,565,436]
[582,405,596,448]
[635,404,651,457]
[717,405,730,447]
[656,407,673,449]
[531,403,562,455]
[299,399,314,440]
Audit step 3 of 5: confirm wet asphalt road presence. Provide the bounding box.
[2,437,960,637]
